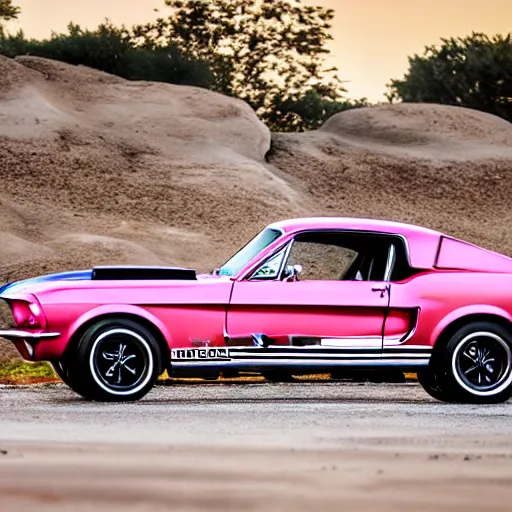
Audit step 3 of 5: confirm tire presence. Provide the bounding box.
[51,360,68,383]
[417,366,455,402]
[426,321,512,404]
[51,358,94,398]
[68,318,162,402]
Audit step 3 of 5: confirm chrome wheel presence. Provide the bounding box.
[452,332,512,396]
[89,328,154,396]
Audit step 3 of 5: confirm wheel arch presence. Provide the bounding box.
[431,306,512,353]
[64,306,171,373]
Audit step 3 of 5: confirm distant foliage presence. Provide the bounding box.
[0,22,215,88]
[0,0,19,22]
[272,89,369,131]
[387,33,512,123]
[133,0,365,131]
[0,0,368,131]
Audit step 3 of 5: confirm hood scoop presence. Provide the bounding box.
[91,266,197,281]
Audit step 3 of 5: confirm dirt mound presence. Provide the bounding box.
[322,103,512,145]
[269,105,512,257]
[0,56,302,282]
[314,104,512,162]
[2,57,512,359]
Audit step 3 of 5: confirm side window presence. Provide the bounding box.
[287,240,357,281]
[285,232,395,282]
[247,231,410,282]
[250,247,287,280]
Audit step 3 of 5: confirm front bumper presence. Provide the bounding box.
[0,330,61,359]
[0,330,61,341]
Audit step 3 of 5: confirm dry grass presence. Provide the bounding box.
[0,360,59,384]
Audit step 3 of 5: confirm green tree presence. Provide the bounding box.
[272,87,369,131]
[0,22,214,88]
[387,32,512,122]
[132,0,355,131]
[0,0,19,22]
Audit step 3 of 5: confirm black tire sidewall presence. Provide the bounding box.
[74,318,161,401]
[441,321,512,403]
[417,367,455,402]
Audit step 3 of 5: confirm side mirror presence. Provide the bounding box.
[283,264,302,282]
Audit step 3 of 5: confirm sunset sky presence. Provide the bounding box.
[8,0,512,101]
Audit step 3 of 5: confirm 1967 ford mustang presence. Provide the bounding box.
[2,217,512,403]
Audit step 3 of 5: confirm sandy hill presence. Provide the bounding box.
[270,103,512,256]
[1,56,512,359]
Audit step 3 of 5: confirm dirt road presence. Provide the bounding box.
[1,381,512,511]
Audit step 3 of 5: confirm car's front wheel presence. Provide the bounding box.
[51,360,68,383]
[421,321,512,404]
[68,318,162,402]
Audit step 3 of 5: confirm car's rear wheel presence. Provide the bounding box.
[68,318,162,402]
[417,366,455,402]
[423,321,512,404]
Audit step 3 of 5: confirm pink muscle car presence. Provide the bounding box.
[1,217,512,403]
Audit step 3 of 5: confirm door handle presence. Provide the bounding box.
[371,285,390,298]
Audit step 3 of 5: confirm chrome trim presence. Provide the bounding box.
[452,331,512,397]
[225,333,430,350]
[248,244,288,281]
[0,330,61,341]
[384,243,396,282]
[238,229,415,282]
[384,309,420,347]
[172,358,430,369]
[320,337,381,348]
[278,239,295,279]
[89,328,154,396]
[383,344,432,351]
[23,340,34,357]
[228,351,429,359]
[247,239,294,282]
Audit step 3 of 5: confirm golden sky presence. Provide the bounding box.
[8,0,512,101]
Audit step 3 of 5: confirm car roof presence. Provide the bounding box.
[266,217,444,269]
[268,217,443,238]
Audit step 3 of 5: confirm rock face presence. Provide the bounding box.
[269,103,512,257]
[0,56,301,286]
[2,56,512,360]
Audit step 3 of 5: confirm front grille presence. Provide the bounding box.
[0,299,15,328]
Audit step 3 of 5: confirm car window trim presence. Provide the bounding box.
[384,243,396,282]
[248,240,294,281]
[237,229,411,282]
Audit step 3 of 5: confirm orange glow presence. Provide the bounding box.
[8,0,512,101]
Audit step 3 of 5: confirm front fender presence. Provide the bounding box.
[33,304,173,361]
[66,304,172,346]
[430,304,512,347]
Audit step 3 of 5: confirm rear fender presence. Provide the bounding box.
[430,304,512,347]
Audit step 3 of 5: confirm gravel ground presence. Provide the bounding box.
[1,381,512,511]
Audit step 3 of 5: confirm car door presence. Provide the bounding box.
[226,231,393,352]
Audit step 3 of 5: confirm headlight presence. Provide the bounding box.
[10,299,47,329]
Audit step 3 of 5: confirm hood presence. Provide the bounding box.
[0,266,201,298]
[0,270,92,297]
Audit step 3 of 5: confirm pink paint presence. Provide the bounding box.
[1,217,512,372]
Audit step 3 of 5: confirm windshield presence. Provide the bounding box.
[218,228,282,276]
